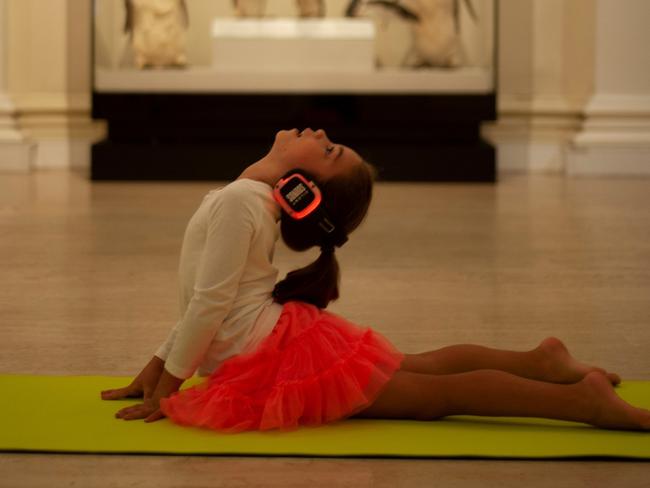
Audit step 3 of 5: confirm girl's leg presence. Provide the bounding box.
[400,337,621,385]
[353,370,650,431]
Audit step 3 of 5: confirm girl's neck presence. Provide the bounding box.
[237,155,287,187]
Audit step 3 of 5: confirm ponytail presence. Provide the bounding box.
[273,160,375,309]
[272,248,339,309]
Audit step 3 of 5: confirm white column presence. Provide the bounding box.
[0,0,34,172]
[6,0,103,170]
[483,0,594,173]
[567,0,650,175]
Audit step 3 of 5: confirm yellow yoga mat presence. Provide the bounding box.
[1,374,649,459]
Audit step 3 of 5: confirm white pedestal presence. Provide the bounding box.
[211,18,375,72]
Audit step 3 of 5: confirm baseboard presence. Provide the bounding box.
[0,142,35,172]
[567,145,650,176]
[482,110,580,175]
[32,139,92,170]
[493,139,566,174]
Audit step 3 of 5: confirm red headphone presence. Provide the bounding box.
[273,170,348,248]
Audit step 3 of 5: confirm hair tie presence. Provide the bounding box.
[320,243,335,254]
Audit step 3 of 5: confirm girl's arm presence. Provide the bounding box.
[153,320,180,366]
[104,186,256,421]
[162,186,255,380]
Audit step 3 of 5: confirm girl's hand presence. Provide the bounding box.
[114,368,184,423]
[100,381,143,400]
[101,356,165,401]
[115,397,165,423]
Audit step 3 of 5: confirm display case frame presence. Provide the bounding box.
[91,0,498,182]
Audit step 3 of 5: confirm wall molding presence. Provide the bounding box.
[567,94,650,176]
[0,93,35,172]
[0,93,21,140]
[567,146,650,176]
[483,94,583,173]
[488,94,650,175]
[8,92,104,169]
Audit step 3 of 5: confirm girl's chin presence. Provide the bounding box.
[274,129,296,144]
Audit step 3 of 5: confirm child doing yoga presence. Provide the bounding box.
[101,128,650,432]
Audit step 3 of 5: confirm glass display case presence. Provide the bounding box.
[92,0,497,181]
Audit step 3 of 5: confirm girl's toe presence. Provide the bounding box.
[606,372,621,386]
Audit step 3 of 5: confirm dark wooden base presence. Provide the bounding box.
[91,93,497,182]
[91,139,495,182]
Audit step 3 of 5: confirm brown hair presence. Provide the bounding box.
[272,161,376,308]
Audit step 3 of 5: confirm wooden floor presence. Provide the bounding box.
[1,170,649,487]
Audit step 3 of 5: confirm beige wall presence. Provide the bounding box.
[8,1,68,97]
[592,0,650,95]
[562,0,595,108]
[8,0,92,108]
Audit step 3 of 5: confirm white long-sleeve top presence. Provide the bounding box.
[155,178,284,379]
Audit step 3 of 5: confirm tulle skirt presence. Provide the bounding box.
[160,301,404,433]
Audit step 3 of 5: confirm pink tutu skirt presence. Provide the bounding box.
[160,301,404,433]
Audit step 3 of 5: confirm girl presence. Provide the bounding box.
[101,128,650,432]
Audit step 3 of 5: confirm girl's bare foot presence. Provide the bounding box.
[535,337,621,385]
[581,372,650,430]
